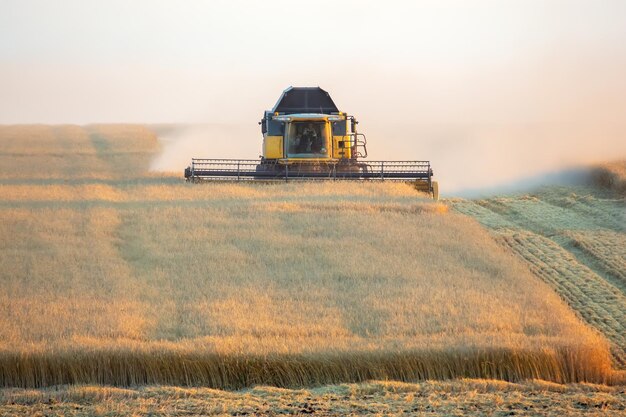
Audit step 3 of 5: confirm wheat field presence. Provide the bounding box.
[451,167,626,371]
[0,125,617,389]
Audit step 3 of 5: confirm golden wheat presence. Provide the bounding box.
[0,125,616,388]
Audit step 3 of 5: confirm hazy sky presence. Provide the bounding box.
[2,1,625,192]
[2,0,625,124]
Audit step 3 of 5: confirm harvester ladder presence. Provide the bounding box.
[350,133,368,159]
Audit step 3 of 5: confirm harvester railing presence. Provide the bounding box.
[351,133,368,159]
[185,159,432,185]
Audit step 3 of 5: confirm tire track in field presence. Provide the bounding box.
[560,230,626,292]
[497,230,626,368]
[475,196,626,295]
[452,191,626,369]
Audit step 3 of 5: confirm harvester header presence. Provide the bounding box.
[184,86,438,199]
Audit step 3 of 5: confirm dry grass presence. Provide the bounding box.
[1,379,625,416]
[0,125,617,389]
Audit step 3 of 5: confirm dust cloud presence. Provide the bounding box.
[363,123,626,197]
[149,45,626,196]
[149,124,261,172]
[150,121,626,197]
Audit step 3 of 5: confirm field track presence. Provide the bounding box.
[1,379,625,416]
[452,179,626,369]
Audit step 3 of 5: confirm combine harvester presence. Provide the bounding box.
[184,87,438,199]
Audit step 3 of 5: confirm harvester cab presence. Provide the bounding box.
[184,86,438,200]
[259,87,367,163]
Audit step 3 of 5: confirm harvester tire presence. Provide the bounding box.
[431,181,439,201]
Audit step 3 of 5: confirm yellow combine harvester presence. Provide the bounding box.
[184,86,438,199]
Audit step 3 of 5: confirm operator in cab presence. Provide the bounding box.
[298,123,317,153]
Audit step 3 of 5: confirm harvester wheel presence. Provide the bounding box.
[431,181,439,201]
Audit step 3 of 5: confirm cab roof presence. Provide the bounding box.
[271,87,339,114]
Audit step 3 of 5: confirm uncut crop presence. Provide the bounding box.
[0,125,615,388]
[452,174,626,370]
